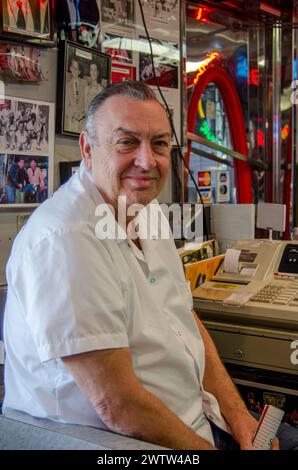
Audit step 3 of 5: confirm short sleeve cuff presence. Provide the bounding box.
[37,333,129,362]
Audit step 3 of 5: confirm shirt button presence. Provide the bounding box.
[150,277,156,284]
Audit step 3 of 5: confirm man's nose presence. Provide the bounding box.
[134,142,157,171]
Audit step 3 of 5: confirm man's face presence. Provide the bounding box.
[30,160,36,170]
[18,160,25,169]
[19,123,24,132]
[71,60,80,79]
[90,64,98,82]
[86,96,171,208]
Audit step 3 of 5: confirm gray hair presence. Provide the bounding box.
[85,80,162,146]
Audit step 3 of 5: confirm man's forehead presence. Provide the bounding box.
[95,96,170,131]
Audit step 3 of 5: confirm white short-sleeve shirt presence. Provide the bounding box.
[3,162,229,445]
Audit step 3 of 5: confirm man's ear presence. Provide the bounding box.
[79,131,92,170]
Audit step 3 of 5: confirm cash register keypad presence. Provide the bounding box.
[251,280,298,305]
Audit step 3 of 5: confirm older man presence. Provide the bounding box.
[3,81,296,450]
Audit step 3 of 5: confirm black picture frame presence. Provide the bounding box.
[0,0,56,47]
[56,40,111,137]
[59,160,81,185]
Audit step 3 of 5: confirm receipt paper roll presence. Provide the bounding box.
[224,248,241,273]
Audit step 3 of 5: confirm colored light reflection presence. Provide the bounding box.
[193,52,219,84]
[281,123,289,140]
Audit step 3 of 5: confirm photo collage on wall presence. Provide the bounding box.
[0,0,182,201]
[0,96,54,205]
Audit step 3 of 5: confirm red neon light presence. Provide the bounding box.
[196,8,202,20]
[193,52,219,84]
[281,123,289,140]
[257,129,264,147]
[248,69,260,86]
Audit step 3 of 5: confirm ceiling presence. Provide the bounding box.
[187,1,294,26]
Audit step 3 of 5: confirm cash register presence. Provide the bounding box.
[192,204,298,424]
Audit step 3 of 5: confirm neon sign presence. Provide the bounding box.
[248,69,260,86]
[193,52,219,84]
[196,8,203,20]
[281,123,289,140]
[199,120,217,142]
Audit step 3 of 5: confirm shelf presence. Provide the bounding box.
[0,204,39,214]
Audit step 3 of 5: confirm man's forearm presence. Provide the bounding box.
[63,350,215,450]
[193,311,247,422]
[96,384,215,450]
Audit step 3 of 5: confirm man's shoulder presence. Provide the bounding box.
[12,176,99,255]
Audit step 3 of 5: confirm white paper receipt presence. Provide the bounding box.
[253,404,284,450]
[224,248,241,274]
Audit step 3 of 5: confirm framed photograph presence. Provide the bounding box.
[139,37,179,89]
[0,95,54,206]
[0,0,55,45]
[103,33,133,66]
[101,0,135,28]
[57,0,101,50]
[0,44,49,82]
[0,154,49,204]
[59,160,81,185]
[56,40,111,137]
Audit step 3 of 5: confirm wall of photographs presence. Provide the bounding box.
[0,0,183,284]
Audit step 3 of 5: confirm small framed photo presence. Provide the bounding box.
[0,95,54,207]
[59,160,81,185]
[0,0,55,46]
[56,40,111,137]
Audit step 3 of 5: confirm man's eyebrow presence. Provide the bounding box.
[151,132,172,140]
[112,127,142,138]
[112,128,171,139]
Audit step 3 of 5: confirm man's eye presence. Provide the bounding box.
[117,139,137,146]
[153,141,169,147]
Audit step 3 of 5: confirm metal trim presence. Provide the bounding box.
[188,132,267,170]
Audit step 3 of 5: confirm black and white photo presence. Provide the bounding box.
[101,0,135,28]
[0,98,49,154]
[57,41,111,136]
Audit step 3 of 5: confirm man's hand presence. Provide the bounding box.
[229,410,279,450]
[191,312,280,450]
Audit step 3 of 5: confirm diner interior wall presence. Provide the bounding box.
[0,47,80,285]
[0,46,173,284]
